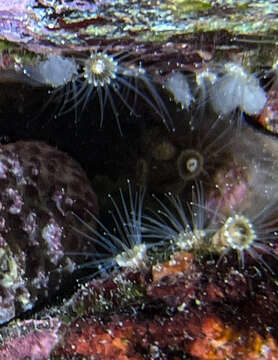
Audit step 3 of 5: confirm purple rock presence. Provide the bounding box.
[0,140,98,324]
[0,318,60,360]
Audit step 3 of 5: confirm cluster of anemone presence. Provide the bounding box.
[24,50,173,134]
[23,50,270,132]
[23,50,273,132]
[144,183,278,273]
[166,61,268,118]
[23,49,278,280]
[72,177,278,279]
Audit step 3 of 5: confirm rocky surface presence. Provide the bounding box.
[0,1,277,360]
[0,140,98,324]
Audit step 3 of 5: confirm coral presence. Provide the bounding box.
[23,49,173,134]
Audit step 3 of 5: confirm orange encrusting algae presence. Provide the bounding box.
[190,316,278,360]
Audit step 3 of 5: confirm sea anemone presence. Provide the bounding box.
[174,61,267,123]
[135,111,238,194]
[208,62,267,116]
[143,183,214,254]
[166,71,194,109]
[209,200,278,273]
[193,67,218,116]
[72,180,151,278]
[61,48,172,134]
[24,49,172,134]
[143,173,278,275]
[24,54,80,122]
[24,54,78,88]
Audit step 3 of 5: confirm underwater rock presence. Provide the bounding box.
[0,140,98,324]
[1,1,278,52]
[207,123,278,214]
[50,250,278,359]
[1,3,278,359]
[53,313,278,359]
[258,81,278,134]
[0,318,60,360]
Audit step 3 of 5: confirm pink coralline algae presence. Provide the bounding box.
[0,318,60,360]
[0,140,98,324]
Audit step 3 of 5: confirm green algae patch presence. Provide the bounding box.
[167,0,212,14]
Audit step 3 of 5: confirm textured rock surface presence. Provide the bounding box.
[0,2,277,359]
[1,0,278,51]
[49,250,278,359]
[0,318,60,360]
[0,0,277,89]
[0,140,98,324]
